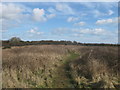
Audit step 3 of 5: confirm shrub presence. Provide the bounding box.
[2,46,11,49]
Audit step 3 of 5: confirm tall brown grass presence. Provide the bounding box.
[2,45,119,88]
[69,46,119,88]
[2,45,69,88]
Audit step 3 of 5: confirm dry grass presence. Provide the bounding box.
[2,45,120,88]
[69,46,119,88]
[2,45,69,88]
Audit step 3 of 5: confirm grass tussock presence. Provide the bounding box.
[69,46,119,88]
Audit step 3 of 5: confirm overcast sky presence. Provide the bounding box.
[1,2,118,43]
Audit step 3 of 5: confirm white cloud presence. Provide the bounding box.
[81,3,115,18]
[78,3,115,18]
[1,3,56,32]
[1,3,31,31]
[27,27,44,35]
[33,8,47,22]
[100,2,117,9]
[67,17,79,22]
[56,3,75,15]
[46,14,56,19]
[33,8,56,22]
[91,28,106,35]
[74,22,86,26]
[73,28,117,43]
[1,3,56,23]
[47,7,56,13]
[108,10,114,15]
[80,2,95,9]
[1,3,31,20]
[73,28,108,35]
[81,2,117,9]
[52,27,110,36]
[47,3,76,16]
[96,18,117,25]
[1,3,23,20]
[93,10,106,18]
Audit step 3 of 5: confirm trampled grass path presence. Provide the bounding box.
[52,52,80,88]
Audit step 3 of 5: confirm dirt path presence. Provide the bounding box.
[52,52,80,88]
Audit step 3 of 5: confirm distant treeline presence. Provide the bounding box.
[1,37,120,47]
[2,40,120,47]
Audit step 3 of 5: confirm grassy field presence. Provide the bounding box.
[2,45,120,88]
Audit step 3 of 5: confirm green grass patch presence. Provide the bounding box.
[63,51,80,88]
[63,51,80,65]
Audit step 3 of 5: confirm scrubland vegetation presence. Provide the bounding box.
[2,45,120,88]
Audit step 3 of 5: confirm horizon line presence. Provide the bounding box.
[1,39,119,44]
